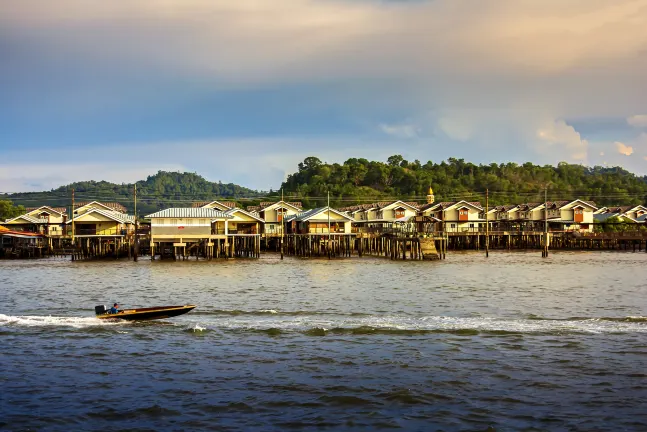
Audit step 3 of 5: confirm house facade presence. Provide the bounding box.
[285,207,354,235]
[418,200,485,233]
[246,201,303,237]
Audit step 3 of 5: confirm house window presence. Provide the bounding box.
[186,219,194,225]
[170,219,178,225]
[269,224,275,230]
[451,224,456,228]
[199,219,206,225]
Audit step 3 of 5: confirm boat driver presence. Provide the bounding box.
[110,303,120,314]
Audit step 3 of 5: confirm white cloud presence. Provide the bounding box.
[600,151,605,156]
[627,114,647,128]
[535,119,588,162]
[615,141,634,156]
[379,123,420,139]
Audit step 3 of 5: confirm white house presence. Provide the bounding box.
[246,201,303,236]
[285,207,354,235]
[418,200,485,233]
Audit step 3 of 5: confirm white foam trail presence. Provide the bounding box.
[259,309,278,314]
[0,313,129,329]
[185,315,647,334]
[188,323,207,332]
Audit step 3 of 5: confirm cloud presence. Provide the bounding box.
[2,0,647,116]
[536,119,588,162]
[627,115,647,128]
[615,141,634,156]
[379,123,420,139]
[600,151,605,156]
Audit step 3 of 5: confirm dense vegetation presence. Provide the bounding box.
[3,171,262,216]
[0,200,26,221]
[594,216,647,233]
[280,156,647,207]
[3,158,647,218]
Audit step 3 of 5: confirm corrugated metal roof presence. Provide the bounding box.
[75,201,127,213]
[68,208,135,224]
[26,206,67,215]
[192,200,237,209]
[145,208,232,219]
[223,207,265,222]
[286,207,353,222]
[4,214,48,224]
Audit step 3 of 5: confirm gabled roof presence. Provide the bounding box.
[68,208,135,224]
[145,208,232,219]
[75,201,127,213]
[339,201,419,213]
[4,214,49,224]
[420,200,483,212]
[26,206,67,215]
[223,207,265,223]
[193,200,237,209]
[516,202,541,211]
[285,207,354,222]
[489,205,517,212]
[248,201,303,213]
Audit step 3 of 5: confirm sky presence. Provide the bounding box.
[1,0,646,192]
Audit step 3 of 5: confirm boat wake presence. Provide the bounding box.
[185,314,647,336]
[0,313,130,329]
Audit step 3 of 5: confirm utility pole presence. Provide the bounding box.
[134,184,138,262]
[543,186,548,258]
[71,188,75,260]
[280,188,284,260]
[485,188,489,258]
[327,190,331,260]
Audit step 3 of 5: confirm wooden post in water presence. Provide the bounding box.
[543,186,549,258]
[485,188,489,258]
[134,184,139,262]
[71,188,75,261]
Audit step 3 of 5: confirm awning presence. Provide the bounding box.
[0,233,40,239]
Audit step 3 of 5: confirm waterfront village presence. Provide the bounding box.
[2,188,647,260]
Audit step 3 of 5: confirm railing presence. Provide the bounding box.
[580,231,647,238]
[68,228,128,236]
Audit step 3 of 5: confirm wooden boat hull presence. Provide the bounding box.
[97,305,196,321]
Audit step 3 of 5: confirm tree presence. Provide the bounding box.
[0,200,26,220]
[387,155,404,167]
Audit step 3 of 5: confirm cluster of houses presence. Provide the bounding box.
[2,187,647,254]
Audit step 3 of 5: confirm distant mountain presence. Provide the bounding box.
[4,171,264,216]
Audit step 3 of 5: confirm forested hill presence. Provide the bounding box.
[279,156,647,208]
[5,171,262,216]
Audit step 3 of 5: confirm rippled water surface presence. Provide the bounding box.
[1,252,646,431]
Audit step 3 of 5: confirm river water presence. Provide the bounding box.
[1,252,646,431]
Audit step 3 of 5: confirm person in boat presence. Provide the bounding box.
[109,303,120,314]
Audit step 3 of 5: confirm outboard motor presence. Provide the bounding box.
[95,305,107,315]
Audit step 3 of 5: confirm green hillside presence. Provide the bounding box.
[4,171,263,216]
[279,156,647,208]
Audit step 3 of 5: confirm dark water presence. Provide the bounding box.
[1,252,646,431]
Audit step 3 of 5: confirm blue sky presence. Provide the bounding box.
[1,0,646,192]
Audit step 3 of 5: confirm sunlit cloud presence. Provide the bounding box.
[615,141,634,156]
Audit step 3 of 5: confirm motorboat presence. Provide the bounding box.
[95,304,196,321]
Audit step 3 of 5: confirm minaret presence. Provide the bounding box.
[426,186,435,204]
